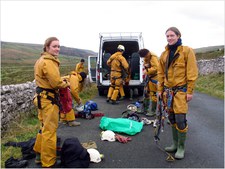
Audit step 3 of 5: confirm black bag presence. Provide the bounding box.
[4,138,36,160]
[61,137,90,168]
[5,157,28,168]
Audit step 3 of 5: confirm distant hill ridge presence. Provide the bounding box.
[194,45,224,53]
[1,41,224,64]
[1,41,97,58]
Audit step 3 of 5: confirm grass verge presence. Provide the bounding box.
[1,83,98,168]
[195,73,224,99]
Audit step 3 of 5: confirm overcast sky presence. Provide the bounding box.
[1,0,224,56]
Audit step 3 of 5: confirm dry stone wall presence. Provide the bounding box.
[197,57,224,75]
[1,58,224,134]
[1,82,36,135]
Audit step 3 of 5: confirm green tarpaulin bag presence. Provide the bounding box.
[99,116,143,135]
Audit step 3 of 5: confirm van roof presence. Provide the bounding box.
[99,32,142,40]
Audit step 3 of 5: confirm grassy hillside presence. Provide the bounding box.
[194,45,224,53]
[195,46,224,60]
[1,41,97,85]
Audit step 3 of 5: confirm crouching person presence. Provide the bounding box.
[60,71,87,126]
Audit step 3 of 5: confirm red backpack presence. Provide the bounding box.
[59,87,73,113]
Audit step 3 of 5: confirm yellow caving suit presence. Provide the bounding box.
[144,52,159,102]
[33,52,69,167]
[60,71,83,122]
[75,62,85,92]
[75,62,84,73]
[107,51,129,101]
[159,44,198,159]
[158,45,198,132]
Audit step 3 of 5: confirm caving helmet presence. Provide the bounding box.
[101,130,116,142]
[117,45,125,52]
[76,104,84,112]
[87,148,104,163]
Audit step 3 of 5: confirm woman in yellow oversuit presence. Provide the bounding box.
[33,37,69,167]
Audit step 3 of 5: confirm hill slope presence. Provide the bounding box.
[1,41,97,66]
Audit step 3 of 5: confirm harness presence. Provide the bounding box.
[150,78,158,84]
[163,84,187,111]
[36,87,60,109]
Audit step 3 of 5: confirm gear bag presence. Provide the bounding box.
[78,103,94,119]
[61,137,90,168]
[99,116,143,135]
[59,87,72,114]
[85,100,98,111]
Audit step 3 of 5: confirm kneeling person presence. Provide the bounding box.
[60,71,87,126]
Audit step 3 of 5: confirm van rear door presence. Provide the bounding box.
[97,32,145,96]
[88,55,97,83]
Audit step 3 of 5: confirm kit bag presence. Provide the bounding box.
[99,116,143,135]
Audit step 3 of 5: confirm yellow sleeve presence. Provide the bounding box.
[43,60,68,89]
[186,48,198,94]
[75,63,81,72]
[69,75,81,104]
[157,54,166,92]
[147,55,158,76]
[120,56,129,71]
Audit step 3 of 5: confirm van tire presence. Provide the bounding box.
[98,89,105,96]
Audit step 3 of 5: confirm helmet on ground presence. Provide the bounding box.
[87,148,103,163]
[127,104,137,112]
[76,104,84,112]
[117,45,125,52]
[101,130,116,142]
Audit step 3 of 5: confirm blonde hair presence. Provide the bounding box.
[43,37,59,52]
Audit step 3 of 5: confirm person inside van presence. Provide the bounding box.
[138,48,159,117]
[106,45,129,104]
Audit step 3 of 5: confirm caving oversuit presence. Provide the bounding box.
[158,43,198,159]
[106,51,129,104]
[33,52,69,167]
[142,51,159,116]
[60,71,86,126]
[75,61,85,92]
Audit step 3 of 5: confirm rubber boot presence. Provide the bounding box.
[35,153,41,164]
[107,87,114,101]
[146,101,157,117]
[68,120,81,126]
[106,97,110,103]
[143,98,150,114]
[175,131,187,159]
[165,126,178,152]
[111,89,119,104]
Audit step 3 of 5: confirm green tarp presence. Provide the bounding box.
[99,116,143,135]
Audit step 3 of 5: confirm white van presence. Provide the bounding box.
[90,32,145,96]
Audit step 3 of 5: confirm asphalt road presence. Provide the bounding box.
[28,92,224,168]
